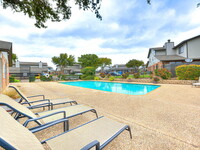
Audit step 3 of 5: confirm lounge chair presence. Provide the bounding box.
[9,85,78,109]
[0,94,98,130]
[192,82,200,87]
[192,77,200,87]
[0,107,132,150]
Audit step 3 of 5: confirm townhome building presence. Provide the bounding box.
[9,61,48,78]
[147,35,200,75]
[56,64,82,74]
[109,64,132,74]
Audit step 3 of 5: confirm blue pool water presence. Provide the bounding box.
[60,81,160,95]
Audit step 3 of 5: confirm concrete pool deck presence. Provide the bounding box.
[11,82,200,150]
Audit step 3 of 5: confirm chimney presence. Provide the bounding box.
[164,39,175,55]
[39,61,42,68]
[16,60,20,68]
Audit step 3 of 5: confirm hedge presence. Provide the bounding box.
[176,64,200,80]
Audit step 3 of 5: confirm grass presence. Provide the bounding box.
[14,79,20,82]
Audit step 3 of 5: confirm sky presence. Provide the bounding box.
[0,0,200,69]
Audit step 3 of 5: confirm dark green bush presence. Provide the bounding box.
[154,68,171,79]
[99,72,106,78]
[40,75,53,81]
[58,75,66,80]
[81,67,95,76]
[133,73,140,78]
[122,72,129,79]
[81,75,95,80]
[9,75,15,82]
[80,67,95,80]
[29,76,35,82]
[176,65,200,80]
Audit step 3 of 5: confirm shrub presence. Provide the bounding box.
[152,76,160,83]
[154,69,159,76]
[58,75,67,80]
[81,75,95,80]
[94,76,100,80]
[9,75,15,83]
[154,68,172,79]
[176,64,200,80]
[106,74,111,78]
[81,67,95,80]
[127,77,133,82]
[81,67,96,76]
[109,76,115,81]
[122,72,129,79]
[40,75,53,81]
[29,76,35,82]
[133,73,140,79]
[99,72,106,78]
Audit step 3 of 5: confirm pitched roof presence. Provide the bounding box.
[0,40,13,66]
[147,47,166,58]
[0,40,12,50]
[155,55,186,61]
[173,35,200,49]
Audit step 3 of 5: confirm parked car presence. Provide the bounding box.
[108,72,121,76]
[75,73,83,75]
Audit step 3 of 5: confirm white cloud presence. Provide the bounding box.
[0,0,200,69]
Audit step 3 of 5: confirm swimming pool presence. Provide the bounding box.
[60,81,160,95]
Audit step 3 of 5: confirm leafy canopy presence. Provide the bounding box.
[12,53,18,62]
[1,0,102,28]
[78,54,100,68]
[99,57,112,67]
[1,0,154,28]
[126,59,144,71]
[99,57,111,72]
[52,53,75,73]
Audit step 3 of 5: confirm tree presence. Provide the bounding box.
[99,57,112,72]
[12,53,18,62]
[78,54,99,68]
[52,53,75,74]
[1,0,102,28]
[1,0,153,28]
[126,59,144,73]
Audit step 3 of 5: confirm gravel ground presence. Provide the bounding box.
[11,81,200,150]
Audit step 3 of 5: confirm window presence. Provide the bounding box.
[179,46,184,54]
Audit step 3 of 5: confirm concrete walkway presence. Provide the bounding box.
[12,82,200,150]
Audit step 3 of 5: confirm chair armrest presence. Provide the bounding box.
[21,99,51,106]
[81,140,100,150]
[23,111,66,127]
[30,118,68,133]
[27,102,53,110]
[27,94,45,100]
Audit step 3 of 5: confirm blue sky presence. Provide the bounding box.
[0,0,200,68]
